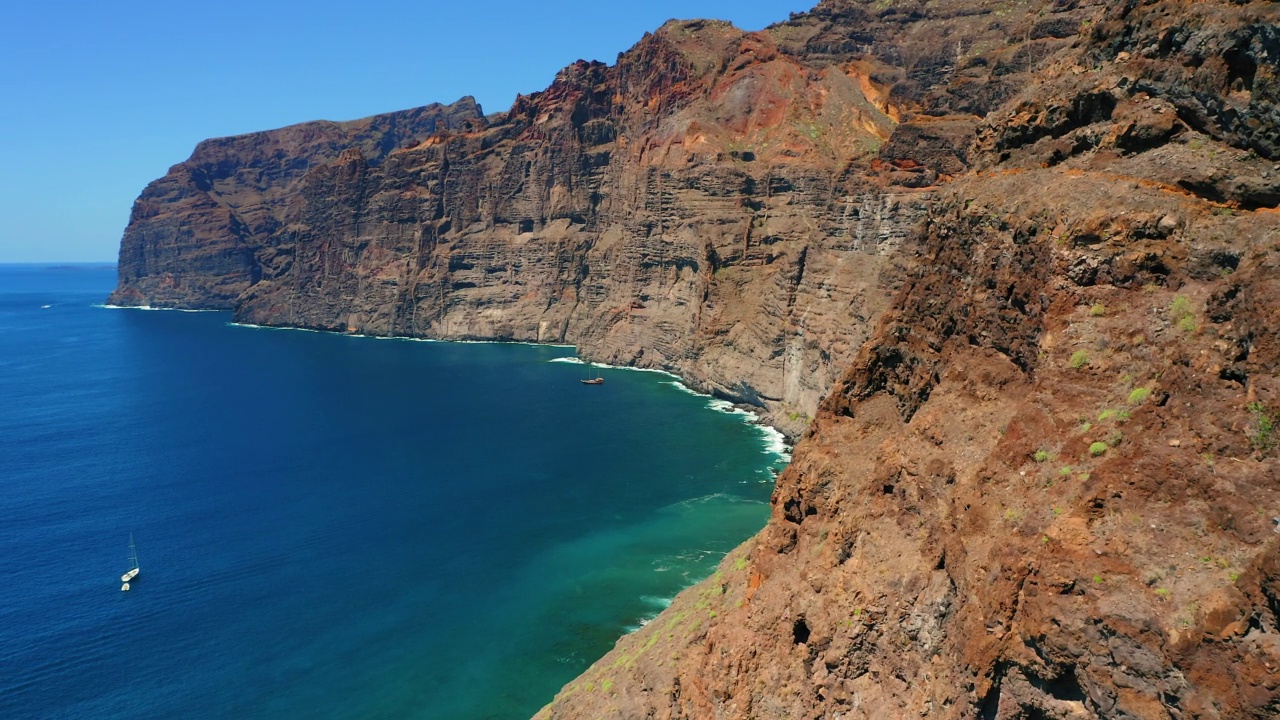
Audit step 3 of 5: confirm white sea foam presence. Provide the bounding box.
[230,322,328,334]
[96,304,220,313]
[229,320,796,462]
[655,371,793,461]
[758,425,792,462]
[553,357,682,381]
[346,332,438,343]
[233,324,447,342]
[663,493,727,511]
[628,602,674,632]
[624,609,665,627]
[706,398,757,420]
[618,366,681,378]
[229,322,577,350]
[449,338,574,348]
[232,325,452,345]
[661,380,701,396]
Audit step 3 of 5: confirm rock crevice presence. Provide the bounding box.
[109,1,1280,717]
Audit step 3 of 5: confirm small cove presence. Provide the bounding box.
[0,264,785,719]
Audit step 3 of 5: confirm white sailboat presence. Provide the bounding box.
[580,360,604,385]
[121,534,139,591]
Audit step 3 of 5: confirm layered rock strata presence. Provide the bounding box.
[109,99,482,309]
[540,1,1280,717]
[110,0,1100,432]
[110,0,1280,717]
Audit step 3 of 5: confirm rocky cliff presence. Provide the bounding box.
[110,0,1103,432]
[538,1,1280,718]
[111,0,1280,717]
[108,99,483,309]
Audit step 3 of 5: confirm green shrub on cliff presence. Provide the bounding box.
[1247,402,1275,451]
[1170,295,1196,333]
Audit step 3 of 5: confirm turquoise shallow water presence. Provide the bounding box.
[0,264,784,719]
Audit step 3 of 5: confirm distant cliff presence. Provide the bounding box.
[109,0,1074,433]
[113,0,1280,717]
[109,99,482,309]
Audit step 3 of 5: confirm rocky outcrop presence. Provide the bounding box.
[539,1,1280,718]
[110,0,1099,432]
[108,98,483,309]
[111,0,1280,717]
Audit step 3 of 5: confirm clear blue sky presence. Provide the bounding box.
[0,1,810,263]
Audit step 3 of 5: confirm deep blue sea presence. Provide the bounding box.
[0,264,785,719]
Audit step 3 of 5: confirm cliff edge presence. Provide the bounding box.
[110,0,1280,717]
[110,0,1099,433]
[539,1,1280,718]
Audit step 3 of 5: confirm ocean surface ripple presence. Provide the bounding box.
[0,264,785,719]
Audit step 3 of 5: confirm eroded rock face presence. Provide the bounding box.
[111,0,1280,717]
[108,99,483,309]
[539,1,1280,718]
[110,0,1095,430]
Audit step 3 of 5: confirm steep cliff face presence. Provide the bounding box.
[539,1,1280,718]
[219,17,936,429]
[112,0,1280,716]
[234,50,911,427]
[108,99,482,309]
[110,0,1096,430]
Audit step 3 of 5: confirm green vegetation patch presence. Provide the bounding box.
[1170,295,1196,333]
[1128,387,1152,405]
[1089,442,1109,457]
[1247,402,1275,451]
[1070,350,1090,369]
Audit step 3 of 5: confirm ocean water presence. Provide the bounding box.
[0,264,785,719]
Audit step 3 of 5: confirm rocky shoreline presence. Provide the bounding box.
[113,0,1280,717]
